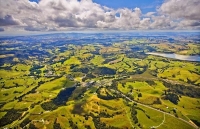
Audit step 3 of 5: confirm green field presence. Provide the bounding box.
[0,36,199,129]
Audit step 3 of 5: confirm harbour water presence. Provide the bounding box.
[146,52,200,62]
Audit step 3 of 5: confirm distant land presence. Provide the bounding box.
[0,32,200,129]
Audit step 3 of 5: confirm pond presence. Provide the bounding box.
[146,52,200,62]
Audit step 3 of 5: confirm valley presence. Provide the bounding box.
[0,32,200,129]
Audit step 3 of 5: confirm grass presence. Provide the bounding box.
[177,96,200,124]
[151,96,200,124]
[117,78,200,127]
[28,103,96,129]
[99,47,121,54]
[99,98,134,128]
[158,67,200,84]
[0,87,24,102]
[2,76,34,88]
[0,112,7,119]
[36,77,74,92]
[149,43,196,55]
[11,64,31,71]
[118,80,167,102]
[145,55,200,85]
[118,83,130,94]
[23,93,43,103]
[157,114,195,129]
[178,43,200,55]
[77,53,93,59]
[30,105,44,114]
[14,101,32,110]
[0,69,25,78]
[90,55,105,65]
[0,38,199,128]
[101,114,132,128]
[1,100,18,110]
[137,109,163,128]
[64,56,81,65]
[137,104,195,129]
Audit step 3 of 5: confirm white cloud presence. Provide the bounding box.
[0,14,21,26]
[159,0,200,20]
[158,0,200,30]
[144,12,155,17]
[150,15,172,29]
[0,28,4,31]
[177,20,200,30]
[0,0,199,31]
[110,8,142,29]
[139,18,151,29]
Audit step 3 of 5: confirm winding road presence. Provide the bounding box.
[151,113,165,128]
[113,89,199,129]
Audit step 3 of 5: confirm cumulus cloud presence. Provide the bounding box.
[144,12,155,17]
[0,15,21,26]
[0,28,4,31]
[177,20,200,30]
[150,15,172,29]
[113,8,142,29]
[24,26,47,31]
[159,0,200,20]
[0,0,199,31]
[139,18,151,29]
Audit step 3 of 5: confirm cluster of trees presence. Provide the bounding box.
[30,65,44,72]
[138,93,142,97]
[93,67,116,75]
[93,116,106,128]
[20,118,31,128]
[71,101,85,114]
[96,88,117,100]
[99,111,113,118]
[70,64,79,69]
[0,66,12,71]
[18,80,46,101]
[77,54,95,62]
[0,57,14,66]
[29,65,44,76]
[82,73,96,82]
[92,116,119,129]
[0,109,22,127]
[145,80,156,86]
[163,81,200,98]
[126,52,147,59]
[68,119,78,129]
[130,106,138,124]
[149,70,157,77]
[153,97,162,104]
[53,87,76,106]
[101,104,117,110]
[52,57,70,64]
[72,67,89,74]
[85,125,92,129]
[191,119,200,127]
[162,92,179,104]
[41,101,58,111]
[53,119,61,129]
[102,57,118,64]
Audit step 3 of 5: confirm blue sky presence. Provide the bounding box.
[29,0,163,13]
[0,0,199,33]
[93,0,163,13]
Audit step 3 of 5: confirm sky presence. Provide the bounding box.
[0,0,200,34]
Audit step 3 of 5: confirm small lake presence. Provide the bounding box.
[146,52,200,62]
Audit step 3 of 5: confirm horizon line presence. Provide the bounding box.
[0,30,200,37]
